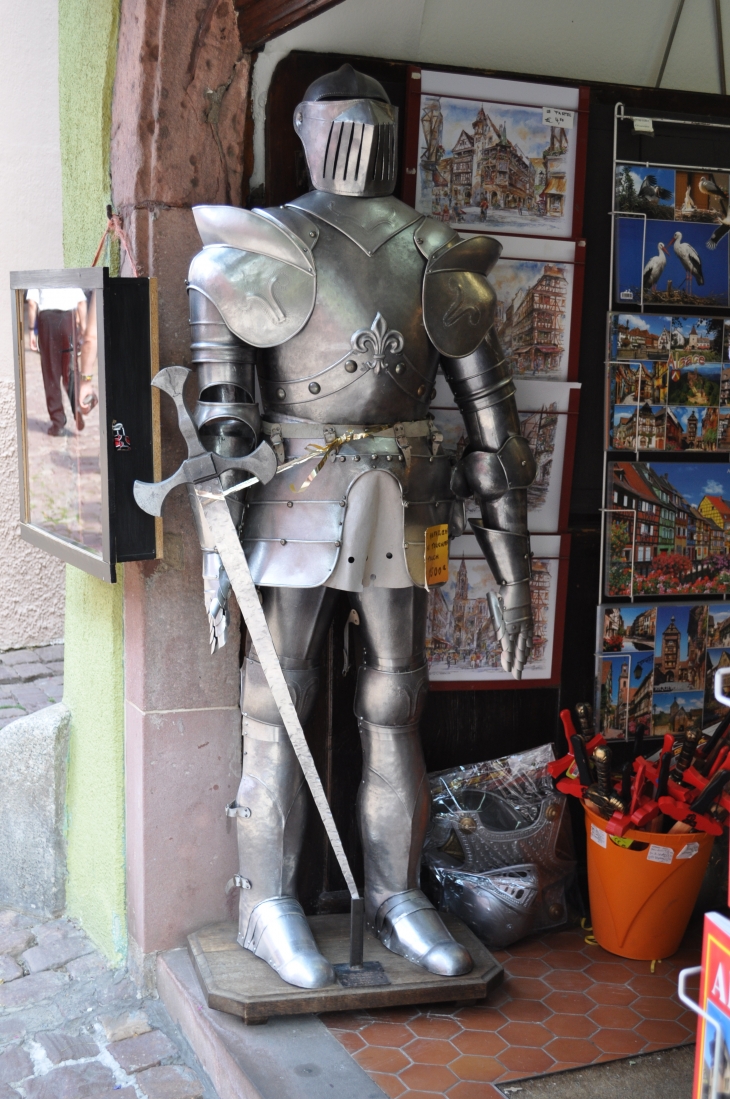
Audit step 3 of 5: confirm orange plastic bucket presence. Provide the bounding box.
[583,802,714,960]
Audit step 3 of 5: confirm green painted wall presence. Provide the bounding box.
[59,0,120,269]
[59,0,125,963]
[63,568,126,964]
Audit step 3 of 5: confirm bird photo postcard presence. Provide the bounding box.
[615,164,675,219]
[614,216,729,308]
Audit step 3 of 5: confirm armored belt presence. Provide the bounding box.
[261,418,433,441]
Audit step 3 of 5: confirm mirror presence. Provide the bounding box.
[11,268,160,582]
[22,285,103,555]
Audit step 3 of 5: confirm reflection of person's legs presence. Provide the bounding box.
[352,586,472,976]
[236,585,338,988]
[37,310,71,432]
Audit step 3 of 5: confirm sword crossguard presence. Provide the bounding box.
[133,366,277,517]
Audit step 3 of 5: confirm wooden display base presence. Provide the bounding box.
[188,914,503,1024]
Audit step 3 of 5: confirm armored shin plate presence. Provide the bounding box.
[357,719,430,922]
[424,795,575,933]
[431,864,539,950]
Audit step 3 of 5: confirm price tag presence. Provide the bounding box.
[425,524,449,588]
[590,822,607,848]
[677,842,700,860]
[543,107,574,129]
[647,844,674,864]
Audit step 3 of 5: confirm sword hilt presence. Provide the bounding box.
[133,366,277,517]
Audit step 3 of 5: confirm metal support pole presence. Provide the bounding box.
[715,0,727,95]
[656,0,686,88]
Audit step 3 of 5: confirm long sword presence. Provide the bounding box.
[134,367,365,966]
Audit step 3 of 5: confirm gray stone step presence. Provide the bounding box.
[157,948,387,1099]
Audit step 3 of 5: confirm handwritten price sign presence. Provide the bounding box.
[425,523,449,587]
[542,107,574,129]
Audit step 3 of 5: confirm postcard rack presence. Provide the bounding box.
[596,104,730,741]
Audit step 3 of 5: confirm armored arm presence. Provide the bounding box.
[188,287,259,653]
[423,233,535,678]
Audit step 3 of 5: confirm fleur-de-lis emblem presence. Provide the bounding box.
[351,313,404,375]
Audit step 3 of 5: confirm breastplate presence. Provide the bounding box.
[258,220,440,423]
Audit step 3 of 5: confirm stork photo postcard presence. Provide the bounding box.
[613,162,730,308]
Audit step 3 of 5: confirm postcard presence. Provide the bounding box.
[597,602,730,740]
[599,654,629,739]
[615,216,729,308]
[675,170,729,223]
[605,461,730,598]
[415,91,577,238]
[615,164,675,219]
[602,605,656,652]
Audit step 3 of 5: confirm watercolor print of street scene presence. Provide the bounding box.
[598,601,730,739]
[426,554,557,682]
[433,405,566,533]
[488,257,573,379]
[416,94,576,237]
[606,313,730,452]
[605,460,730,598]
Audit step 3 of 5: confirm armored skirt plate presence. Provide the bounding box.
[187,914,502,1024]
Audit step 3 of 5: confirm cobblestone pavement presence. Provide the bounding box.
[0,646,64,730]
[0,907,219,1098]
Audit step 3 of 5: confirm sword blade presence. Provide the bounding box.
[195,479,360,901]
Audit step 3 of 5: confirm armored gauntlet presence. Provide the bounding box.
[443,329,536,678]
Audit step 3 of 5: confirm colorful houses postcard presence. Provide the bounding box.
[415,93,577,238]
[606,314,730,452]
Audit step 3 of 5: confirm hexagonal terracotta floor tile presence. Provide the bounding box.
[586,982,638,1006]
[585,962,634,984]
[369,1071,405,1097]
[451,1030,507,1057]
[403,1038,455,1066]
[542,950,589,972]
[543,968,592,992]
[498,1021,553,1048]
[629,975,678,998]
[399,1063,459,1092]
[506,938,548,958]
[500,998,551,1023]
[543,990,594,1015]
[448,1082,505,1099]
[544,1012,598,1039]
[497,1045,554,1074]
[630,995,683,1021]
[454,1006,507,1031]
[503,976,550,1001]
[448,1054,504,1082]
[355,1045,411,1075]
[592,1028,645,1055]
[332,1030,365,1054]
[588,1005,641,1030]
[408,1016,462,1041]
[505,957,551,979]
[359,1022,413,1048]
[636,1019,693,1045]
[544,1037,600,1064]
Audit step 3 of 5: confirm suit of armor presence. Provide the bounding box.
[187,65,536,989]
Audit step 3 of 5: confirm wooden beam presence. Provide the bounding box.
[235,0,346,51]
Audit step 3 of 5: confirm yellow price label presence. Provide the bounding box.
[425,523,449,588]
